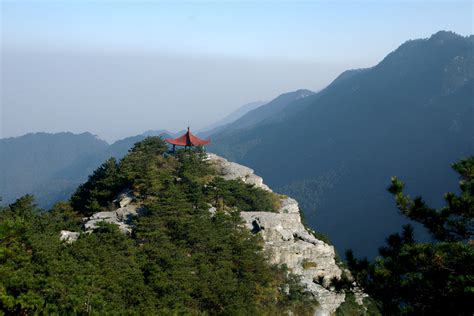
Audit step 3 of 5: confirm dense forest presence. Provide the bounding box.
[0,137,314,315]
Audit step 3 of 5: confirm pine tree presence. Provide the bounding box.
[347,156,474,315]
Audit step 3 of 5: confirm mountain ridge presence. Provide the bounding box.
[208,30,474,257]
[221,89,315,132]
[198,100,267,137]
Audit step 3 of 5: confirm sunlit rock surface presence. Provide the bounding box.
[59,230,80,243]
[208,153,272,191]
[83,191,143,235]
[60,191,142,241]
[208,153,364,316]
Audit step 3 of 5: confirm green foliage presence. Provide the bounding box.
[44,201,83,232]
[70,158,122,216]
[329,272,354,294]
[347,157,474,315]
[173,148,215,210]
[388,157,473,242]
[119,137,176,200]
[302,259,318,270]
[205,177,280,212]
[276,272,318,315]
[0,137,315,315]
[71,137,174,215]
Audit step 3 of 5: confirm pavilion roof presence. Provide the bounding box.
[165,128,211,146]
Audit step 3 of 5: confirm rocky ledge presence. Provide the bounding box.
[208,153,366,316]
[60,191,144,243]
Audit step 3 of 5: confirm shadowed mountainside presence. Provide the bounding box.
[208,31,474,257]
[198,100,267,137]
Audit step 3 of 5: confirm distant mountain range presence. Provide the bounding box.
[198,90,314,138]
[0,130,174,207]
[208,31,474,257]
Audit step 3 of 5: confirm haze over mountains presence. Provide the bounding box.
[198,101,267,136]
[199,90,315,138]
[1,31,472,258]
[208,31,474,257]
[228,90,313,130]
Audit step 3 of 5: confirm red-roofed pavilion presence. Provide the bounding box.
[165,127,210,150]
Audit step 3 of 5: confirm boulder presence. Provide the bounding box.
[82,195,142,236]
[115,204,141,222]
[60,230,80,243]
[114,190,134,208]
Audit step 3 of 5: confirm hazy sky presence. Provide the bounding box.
[1,0,472,142]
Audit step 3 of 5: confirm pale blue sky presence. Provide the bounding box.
[1,1,472,141]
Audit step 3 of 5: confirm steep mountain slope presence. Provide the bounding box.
[219,89,314,134]
[326,68,369,89]
[209,31,474,257]
[199,100,267,137]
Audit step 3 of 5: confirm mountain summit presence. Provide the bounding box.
[1,138,374,315]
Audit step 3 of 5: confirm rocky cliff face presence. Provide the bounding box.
[208,153,366,315]
[60,191,141,243]
[62,153,366,315]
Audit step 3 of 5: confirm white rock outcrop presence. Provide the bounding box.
[59,230,80,243]
[61,191,143,242]
[240,207,345,316]
[208,153,352,316]
[83,191,142,235]
[208,153,272,191]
